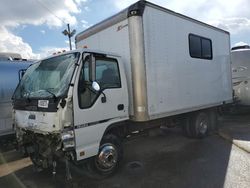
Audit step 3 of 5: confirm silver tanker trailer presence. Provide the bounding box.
[0,58,34,138]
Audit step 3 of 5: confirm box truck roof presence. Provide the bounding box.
[75,0,229,42]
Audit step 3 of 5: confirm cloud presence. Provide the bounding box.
[0,0,89,59]
[65,0,81,13]
[0,26,40,59]
[75,0,88,6]
[84,6,90,12]
[81,20,92,29]
[111,0,137,10]
[40,30,46,34]
[233,41,249,48]
[65,40,76,49]
[208,17,250,34]
[0,0,89,27]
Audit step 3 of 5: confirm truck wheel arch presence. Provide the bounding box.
[101,121,127,142]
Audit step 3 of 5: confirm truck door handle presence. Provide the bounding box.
[117,104,124,111]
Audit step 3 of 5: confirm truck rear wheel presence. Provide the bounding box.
[189,111,210,138]
[86,134,122,178]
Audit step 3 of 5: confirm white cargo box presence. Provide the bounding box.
[76,1,232,121]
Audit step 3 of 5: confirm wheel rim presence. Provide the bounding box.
[198,118,208,134]
[95,144,118,172]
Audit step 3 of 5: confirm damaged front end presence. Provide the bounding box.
[12,52,81,179]
[17,128,75,179]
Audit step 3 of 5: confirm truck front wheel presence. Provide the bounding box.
[86,134,122,178]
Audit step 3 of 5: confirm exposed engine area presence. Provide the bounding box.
[16,129,75,179]
[21,131,63,169]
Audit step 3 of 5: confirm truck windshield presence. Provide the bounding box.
[13,52,80,99]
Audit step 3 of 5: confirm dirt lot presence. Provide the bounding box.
[0,113,250,188]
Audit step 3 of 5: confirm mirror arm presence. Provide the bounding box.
[91,81,106,103]
[100,90,106,103]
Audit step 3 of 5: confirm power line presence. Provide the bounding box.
[33,0,76,50]
[33,0,66,24]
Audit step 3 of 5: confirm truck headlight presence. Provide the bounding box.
[61,130,75,151]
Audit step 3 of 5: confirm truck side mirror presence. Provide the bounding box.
[92,81,106,103]
[92,81,100,91]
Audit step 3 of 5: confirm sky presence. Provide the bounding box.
[0,0,250,59]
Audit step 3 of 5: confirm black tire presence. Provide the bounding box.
[86,134,123,178]
[189,111,210,138]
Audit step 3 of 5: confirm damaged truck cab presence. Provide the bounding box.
[13,50,129,176]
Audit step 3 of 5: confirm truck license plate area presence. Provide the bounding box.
[38,100,49,108]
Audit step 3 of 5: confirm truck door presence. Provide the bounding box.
[73,53,128,160]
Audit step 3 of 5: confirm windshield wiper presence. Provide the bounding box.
[45,89,57,100]
[19,86,31,102]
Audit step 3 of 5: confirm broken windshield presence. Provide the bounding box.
[13,52,80,99]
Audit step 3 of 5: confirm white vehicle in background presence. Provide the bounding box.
[0,55,34,138]
[231,45,250,106]
[13,1,232,178]
[0,52,22,61]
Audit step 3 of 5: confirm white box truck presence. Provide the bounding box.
[13,1,232,178]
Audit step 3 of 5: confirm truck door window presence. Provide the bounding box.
[78,56,121,109]
[96,58,121,90]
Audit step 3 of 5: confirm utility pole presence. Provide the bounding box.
[62,24,76,50]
